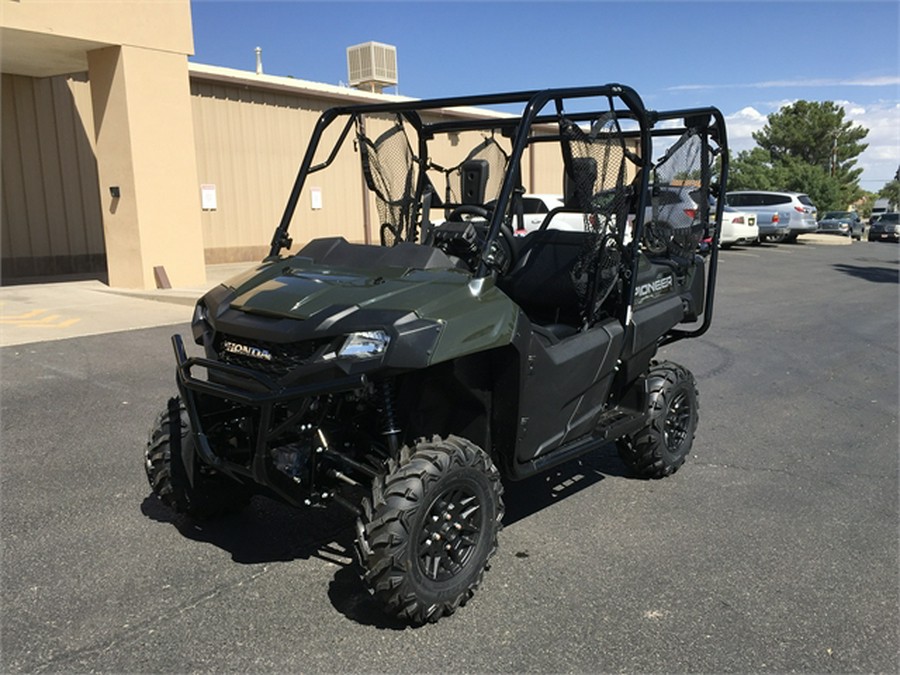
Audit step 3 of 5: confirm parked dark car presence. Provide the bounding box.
[868,212,900,242]
[817,211,865,240]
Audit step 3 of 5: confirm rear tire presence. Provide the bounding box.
[145,397,250,519]
[356,435,504,624]
[617,362,699,479]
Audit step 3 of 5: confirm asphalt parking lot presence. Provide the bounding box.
[1,238,898,673]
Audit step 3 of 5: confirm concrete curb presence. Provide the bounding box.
[797,233,854,246]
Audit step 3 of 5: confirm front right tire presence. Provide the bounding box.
[356,435,504,624]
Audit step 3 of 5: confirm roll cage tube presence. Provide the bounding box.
[268,87,556,258]
[652,106,729,345]
[475,84,651,278]
[265,86,726,341]
[267,84,650,260]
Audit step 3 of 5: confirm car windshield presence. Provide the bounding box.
[823,211,851,219]
[878,213,899,223]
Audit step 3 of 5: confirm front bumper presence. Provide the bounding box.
[172,334,367,495]
[869,230,899,242]
[817,226,851,236]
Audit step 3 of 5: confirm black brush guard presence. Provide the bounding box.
[172,334,369,505]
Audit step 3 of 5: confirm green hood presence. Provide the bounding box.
[221,258,520,364]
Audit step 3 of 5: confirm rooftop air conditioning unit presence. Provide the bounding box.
[346,41,397,93]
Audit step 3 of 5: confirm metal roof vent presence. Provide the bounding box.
[346,41,398,93]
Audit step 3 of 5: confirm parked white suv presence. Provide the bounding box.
[724,191,817,243]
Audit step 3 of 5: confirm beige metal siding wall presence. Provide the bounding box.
[528,140,566,194]
[527,137,640,195]
[1,69,645,282]
[192,79,376,262]
[1,73,104,280]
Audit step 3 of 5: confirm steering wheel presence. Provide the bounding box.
[448,204,491,223]
[642,220,673,256]
[446,205,518,275]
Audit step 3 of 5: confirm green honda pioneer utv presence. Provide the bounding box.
[146,84,727,624]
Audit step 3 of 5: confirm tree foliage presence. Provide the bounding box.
[728,101,869,212]
[878,174,900,210]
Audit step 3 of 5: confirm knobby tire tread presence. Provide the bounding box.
[356,435,504,624]
[617,362,699,479]
[144,397,249,519]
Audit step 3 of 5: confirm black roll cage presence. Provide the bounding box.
[267,84,728,344]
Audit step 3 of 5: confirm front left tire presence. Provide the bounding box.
[145,397,250,519]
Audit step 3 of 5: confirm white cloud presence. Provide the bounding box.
[724,106,767,153]
[668,76,900,92]
[843,101,899,188]
[723,101,900,190]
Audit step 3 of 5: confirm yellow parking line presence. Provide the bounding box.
[0,309,48,321]
[0,309,82,329]
[15,315,82,327]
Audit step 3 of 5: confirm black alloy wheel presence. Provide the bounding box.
[616,362,699,479]
[356,435,503,624]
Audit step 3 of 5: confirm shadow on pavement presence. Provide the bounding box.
[141,493,413,630]
[140,441,632,629]
[832,263,899,284]
[502,443,629,526]
[141,493,356,565]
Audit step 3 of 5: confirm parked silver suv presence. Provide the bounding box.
[724,191,817,243]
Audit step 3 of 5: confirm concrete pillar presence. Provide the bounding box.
[87,45,206,288]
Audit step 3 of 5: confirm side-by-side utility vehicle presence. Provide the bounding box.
[146,84,728,623]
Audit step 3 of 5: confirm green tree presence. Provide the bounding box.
[728,147,780,191]
[727,101,869,212]
[878,174,900,210]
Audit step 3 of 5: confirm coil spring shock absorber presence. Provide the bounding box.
[379,379,401,456]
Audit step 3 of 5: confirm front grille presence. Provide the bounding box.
[214,334,333,377]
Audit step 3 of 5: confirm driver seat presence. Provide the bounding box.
[497,229,587,341]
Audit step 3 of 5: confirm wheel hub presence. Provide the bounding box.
[418,486,482,581]
[664,391,691,452]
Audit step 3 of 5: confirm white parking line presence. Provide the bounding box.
[721,251,759,258]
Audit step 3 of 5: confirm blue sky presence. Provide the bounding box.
[189,0,900,191]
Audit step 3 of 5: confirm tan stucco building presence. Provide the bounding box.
[2,0,206,288]
[1,1,625,289]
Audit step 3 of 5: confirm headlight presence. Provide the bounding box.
[193,302,209,325]
[338,330,390,359]
[191,302,211,344]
